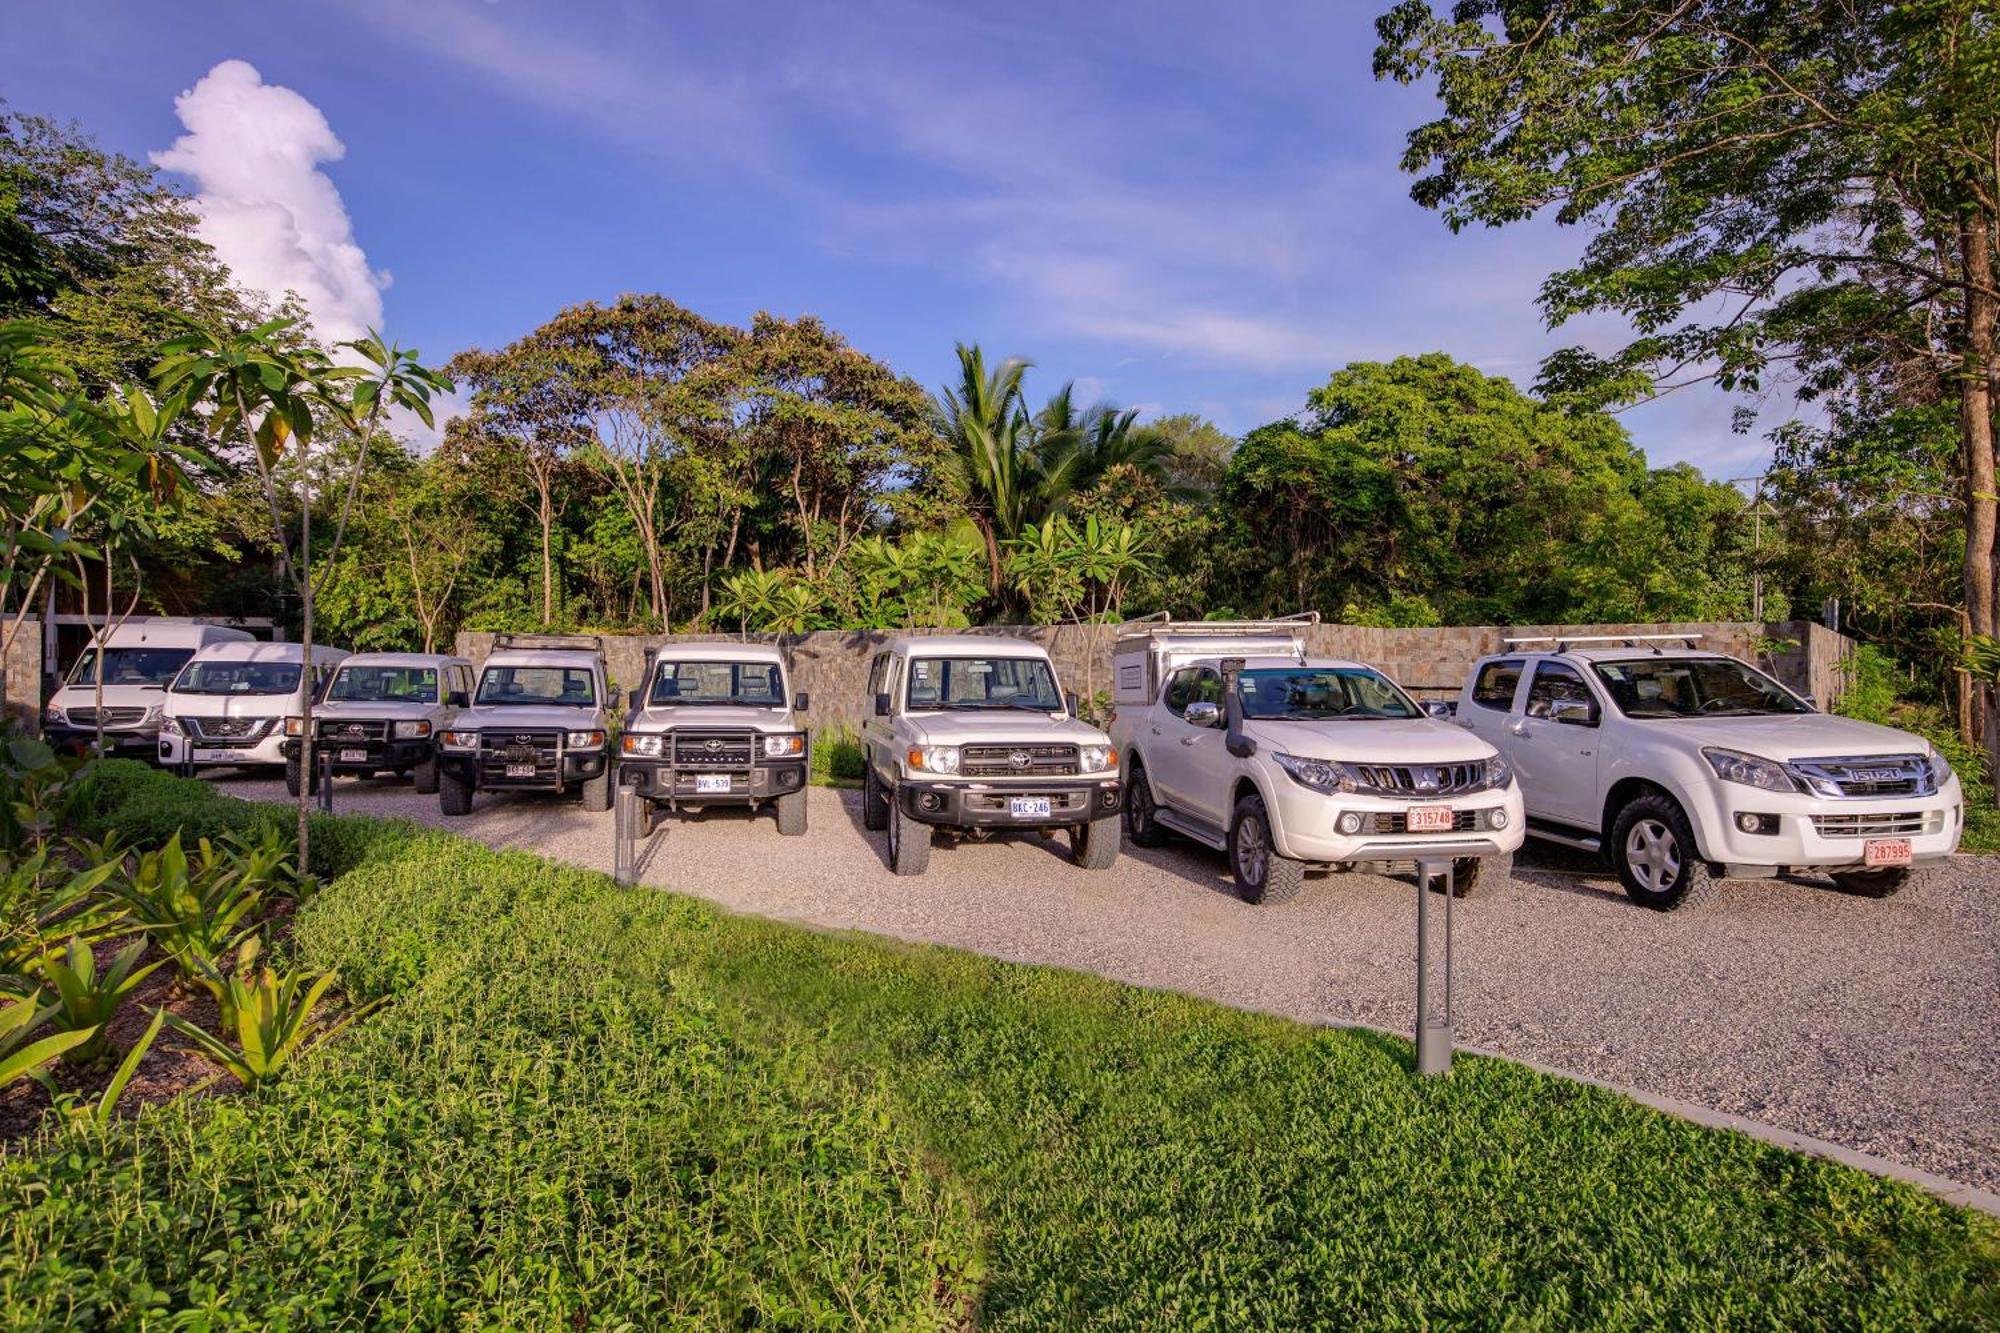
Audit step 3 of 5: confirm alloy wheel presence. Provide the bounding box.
[1624,818,1681,892]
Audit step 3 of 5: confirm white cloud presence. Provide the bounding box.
[152,59,387,346]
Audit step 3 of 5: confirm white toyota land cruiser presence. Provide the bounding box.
[1456,637,1964,909]
[1109,618,1523,904]
[280,652,476,796]
[436,638,614,816]
[859,635,1123,876]
[616,643,811,837]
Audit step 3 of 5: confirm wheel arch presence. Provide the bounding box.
[1603,777,1718,863]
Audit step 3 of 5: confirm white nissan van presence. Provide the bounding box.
[158,640,350,773]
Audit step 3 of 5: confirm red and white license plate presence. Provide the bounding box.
[339,748,368,764]
[1407,804,1456,833]
[1863,838,1913,867]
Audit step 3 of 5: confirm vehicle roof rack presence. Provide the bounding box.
[1115,611,1320,641]
[493,632,606,653]
[1501,633,1704,655]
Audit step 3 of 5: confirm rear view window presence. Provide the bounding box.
[1471,660,1523,711]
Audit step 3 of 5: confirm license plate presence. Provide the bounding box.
[1864,837,1913,867]
[1407,804,1456,833]
[192,748,232,763]
[695,775,732,793]
[505,762,536,778]
[339,748,368,764]
[1009,796,1053,819]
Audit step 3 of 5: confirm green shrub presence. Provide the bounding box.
[1838,645,1998,851]
[810,724,866,784]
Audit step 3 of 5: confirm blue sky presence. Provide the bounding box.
[6,0,1777,475]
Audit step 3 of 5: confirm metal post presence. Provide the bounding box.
[317,746,333,814]
[613,781,635,885]
[1415,856,1454,1076]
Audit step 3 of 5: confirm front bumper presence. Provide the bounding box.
[281,735,436,772]
[619,757,807,804]
[438,743,609,792]
[898,777,1123,827]
[44,725,158,757]
[158,730,288,768]
[1681,775,1963,870]
[1273,783,1527,864]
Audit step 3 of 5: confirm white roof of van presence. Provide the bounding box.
[336,652,471,669]
[187,640,341,664]
[90,621,255,649]
[891,634,1051,657]
[650,642,786,666]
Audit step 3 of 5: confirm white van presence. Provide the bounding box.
[158,640,350,773]
[44,620,255,758]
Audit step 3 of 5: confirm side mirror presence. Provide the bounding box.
[1183,700,1222,729]
[794,691,810,712]
[874,691,891,718]
[1065,691,1081,718]
[1422,700,1455,719]
[1549,698,1599,727]
[447,690,468,708]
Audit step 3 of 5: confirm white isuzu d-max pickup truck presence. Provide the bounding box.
[1456,636,1962,909]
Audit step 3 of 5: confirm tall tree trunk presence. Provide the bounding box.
[1961,218,1999,803]
[296,437,314,873]
[539,483,555,626]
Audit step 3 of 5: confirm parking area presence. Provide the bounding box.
[213,771,1998,1192]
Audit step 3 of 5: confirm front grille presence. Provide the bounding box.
[1789,754,1934,798]
[669,731,755,768]
[1365,808,1490,835]
[1351,762,1487,797]
[317,719,389,743]
[65,706,147,728]
[479,729,561,783]
[1811,810,1944,838]
[183,716,273,747]
[962,743,1079,778]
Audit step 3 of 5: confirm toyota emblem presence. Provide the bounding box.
[705,738,723,753]
[1008,750,1032,770]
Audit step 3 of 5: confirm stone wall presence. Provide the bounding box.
[2,618,42,734]
[457,619,1854,737]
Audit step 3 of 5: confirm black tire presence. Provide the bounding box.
[887,793,931,876]
[862,762,890,831]
[1124,759,1169,849]
[412,754,440,795]
[580,766,612,813]
[283,755,318,798]
[439,767,473,817]
[1229,793,1304,906]
[635,792,658,838]
[1070,814,1120,869]
[776,788,808,836]
[1609,793,1719,910]
[1422,852,1509,898]
[1830,866,1913,898]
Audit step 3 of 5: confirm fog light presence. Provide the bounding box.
[1336,811,1364,835]
[919,792,941,812]
[1736,811,1758,832]
[1490,809,1508,830]
[1100,788,1117,809]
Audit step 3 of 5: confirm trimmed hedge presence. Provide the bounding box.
[1,769,1994,1327]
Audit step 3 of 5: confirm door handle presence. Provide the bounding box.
[1507,719,1528,736]
[1179,736,1196,746]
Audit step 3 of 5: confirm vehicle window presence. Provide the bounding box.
[867,653,887,698]
[1524,662,1594,719]
[1592,657,1811,718]
[1163,668,1197,715]
[906,656,1061,711]
[649,661,784,705]
[453,667,472,697]
[172,660,303,696]
[66,647,194,687]
[476,665,597,707]
[1188,669,1224,712]
[1237,667,1418,720]
[1471,660,1523,712]
[326,666,438,704]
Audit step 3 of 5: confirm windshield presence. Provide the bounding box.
[476,665,596,707]
[649,661,785,706]
[1592,657,1811,718]
[327,665,437,704]
[66,647,193,688]
[1237,667,1419,720]
[907,657,1063,711]
[172,660,302,696]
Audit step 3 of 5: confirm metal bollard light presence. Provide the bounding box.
[1414,856,1456,1076]
[613,781,636,885]
[317,746,334,814]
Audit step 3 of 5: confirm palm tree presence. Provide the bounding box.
[932,343,1034,595]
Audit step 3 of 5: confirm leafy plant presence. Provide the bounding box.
[110,831,261,990]
[1,736,92,853]
[33,935,161,1066]
[0,850,122,995]
[0,990,93,1089]
[165,937,361,1090]
[38,1007,164,1138]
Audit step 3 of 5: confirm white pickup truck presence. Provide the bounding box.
[1109,618,1523,904]
[1456,637,1964,909]
[859,635,1123,876]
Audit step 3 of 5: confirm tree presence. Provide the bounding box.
[931,344,1051,597]
[1375,0,2000,771]
[1140,413,1234,497]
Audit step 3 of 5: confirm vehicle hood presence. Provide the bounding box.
[1633,713,1934,761]
[454,704,604,732]
[629,704,797,733]
[316,699,436,721]
[1243,716,1496,764]
[167,693,300,720]
[906,711,1111,748]
[53,683,165,710]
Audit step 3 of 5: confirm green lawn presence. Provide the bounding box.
[1,764,1993,1327]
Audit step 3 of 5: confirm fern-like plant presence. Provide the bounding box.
[166,938,368,1090]
[35,936,162,1066]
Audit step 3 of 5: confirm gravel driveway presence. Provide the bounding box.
[215,772,1999,1193]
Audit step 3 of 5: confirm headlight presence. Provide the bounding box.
[162,717,183,736]
[1483,754,1513,790]
[622,733,663,757]
[440,729,479,750]
[284,716,303,737]
[1079,743,1114,774]
[763,733,805,758]
[1926,746,1954,787]
[394,720,433,739]
[1272,751,1356,794]
[43,703,63,725]
[141,703,163,724]
[906,745,959,775]
[566,730,606,748]
[1702,746,1797,792]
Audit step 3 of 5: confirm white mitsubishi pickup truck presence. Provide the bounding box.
[1109,617,1523,904]
[1456,636,1963,909]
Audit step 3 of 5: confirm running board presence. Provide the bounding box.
[1155,807,1228,850]
[1526,818,1601,854]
